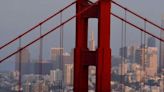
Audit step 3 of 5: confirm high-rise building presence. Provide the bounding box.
[51,48,63,61]
[15,48,30,73]
[128,45,138,63]
[135,69,145,82]
[118,62,128,75]
[55,69,63,81]
[64,64,74,86]
[89,31,96,51]
[147,36,156,47]
[15,48,30,63]
[63,52,73,65]
[34,61,53,75]
[145,47,158,77]
[135,48,148,66]
[50,70,56,82]
[51,48,64,69]
[119,46,128,59]
[49,69,63,83]
[135,47,158,77]
[89,31,96,81]
[159,16,164,73]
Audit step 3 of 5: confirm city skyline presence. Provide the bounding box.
[0,30,163,92]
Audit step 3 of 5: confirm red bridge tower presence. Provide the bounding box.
[74,0,111,92]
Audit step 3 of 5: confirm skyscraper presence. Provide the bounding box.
[50,47,64,88]
[145,47,158,77]
[51,48,63,61]
[64,64,74,86]
[50,70,56,82]
[147,36,156,47]
[89,31,96,51]
[15,48,30,63]
[89,31,96,78]
[15,48,30,72]
[119,46,128,59]
[51,48,64,69]
[135,48,148,66]
[159,16,164,73]
[135,47,158,77]
[128,45,138,63]
[118,62,128,75]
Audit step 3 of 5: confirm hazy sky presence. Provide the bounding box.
[0,0,164,71]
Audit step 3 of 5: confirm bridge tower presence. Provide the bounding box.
[74,0,111,92]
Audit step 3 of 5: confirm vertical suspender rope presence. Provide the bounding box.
[39,24,43,91]
[60,12,64,92]
[140,22,142,92]
[123,9,127,92]
[39,24,43,76]
[159,22,162,75]
[60,12,64,71]
[143,19,147,86]
[121,19,124,91]
[139,19,144,92]
[124,10,127,60]
[160,21,164,92]
[18,38,22,92]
